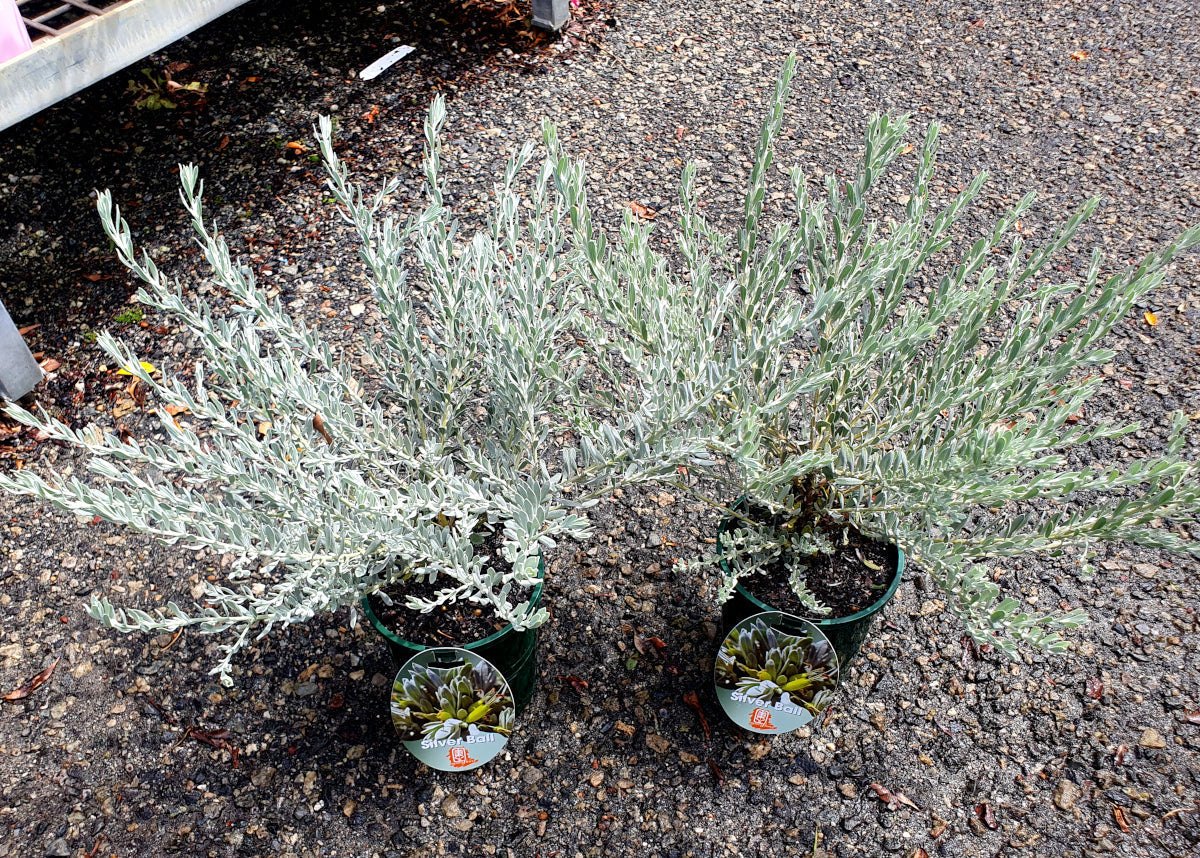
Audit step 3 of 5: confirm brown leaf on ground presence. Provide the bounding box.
[626,201,657,220]
[190,727,233,749]
[1086,678,1104,699]
[930,816,948,838]
[975,801,997,829]
[647,637,668,655]
[38,358,61,372]
[2,658,58,701]
[1113,806,1131,833]
[557,674,589,693]
[186,726,239,767]
[869,782,921,811]
[682,690,710,741]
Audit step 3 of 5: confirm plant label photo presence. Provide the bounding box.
[391,648,515,772]
[715,613,839,735]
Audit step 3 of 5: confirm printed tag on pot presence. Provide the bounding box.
[391,647,514,772]
[714,612,839,735]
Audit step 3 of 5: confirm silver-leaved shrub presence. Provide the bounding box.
[0,99,643,685]
[553,55,1200,656]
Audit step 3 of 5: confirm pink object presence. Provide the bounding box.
[0,0,31,65]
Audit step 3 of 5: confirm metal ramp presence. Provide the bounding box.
[0,0,570,134]
[0,0,256,134]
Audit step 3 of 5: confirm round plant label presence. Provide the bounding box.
[714,612,839,735]
[391,647,514,772]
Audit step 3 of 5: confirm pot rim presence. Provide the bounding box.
[716,498,905,625]
[729,546,905,626]
[360,552,546,655]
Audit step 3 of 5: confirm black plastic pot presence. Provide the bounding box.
[717,525,904,671]
[361,555,545,713]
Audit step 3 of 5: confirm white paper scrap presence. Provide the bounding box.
[360,45,416,81]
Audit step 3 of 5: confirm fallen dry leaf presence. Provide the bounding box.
[17,324,39,336]
[162,404,189,416]
[626,201,657,220]
[313,413,333,445]
[2,658,59,701]
[1113,806,1131,833]
[1086,677,1104,700]
[1070,50,1088,60]
[558,674,589,693]
[682,690,710,741]
[869,782,921,811]
[930,816,948,838]
[1144,311,1158,326]
[38,358,61,373]
[190,727,233,749]
[614,720,636,737]
[975,801,997,830]
[1114,743,1128,766]
[185,726,239,767]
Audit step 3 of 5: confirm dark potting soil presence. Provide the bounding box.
[727,509,897,621]
[364,529,534,646]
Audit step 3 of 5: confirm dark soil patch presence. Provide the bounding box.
[739,535,897,620]
[364,527,534,645]
[721,505,897,620]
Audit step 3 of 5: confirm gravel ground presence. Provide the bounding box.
[2,0,1200,856]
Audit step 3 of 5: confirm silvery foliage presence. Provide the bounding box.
[0,97,614,685]
[552,54,1200,657]
[713,525,831,613]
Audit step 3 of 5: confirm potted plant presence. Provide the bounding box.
[551,55,1200,672]
[0,98,628,710]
